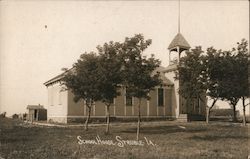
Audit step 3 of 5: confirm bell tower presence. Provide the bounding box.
[168,33,190,64]
[165,0,191,121]
[168,0,190,65]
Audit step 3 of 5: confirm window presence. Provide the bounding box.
[126,96,132,106]
[158,88,164,106]
[125,89,132,106]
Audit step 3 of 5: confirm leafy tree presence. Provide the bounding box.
[177,42,249,124]
[232,39,249,125]
[177,46,228,123]
[204,41,249,124]
[217,50,244,122]
[204,48,225,123]
[62,53,101,131]
[121,34,162,140]
[96,41,123,134]
[208,42,248,123]
[177,47,207,117]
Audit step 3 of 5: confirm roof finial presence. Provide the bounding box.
[178,0,180,33]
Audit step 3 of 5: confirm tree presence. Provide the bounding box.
[177,39,249,124]
[233,39,249,125]
[204,48,225,123]
[62,53,101,131]
[204,41,249,123]
[177,46,207,117]
[96,41,123,134]
[121,34,162,140]
[177,46,225,123]
[217,50,242,122]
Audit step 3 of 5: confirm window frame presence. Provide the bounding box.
[125,88,133,106]
[157,88,164,107]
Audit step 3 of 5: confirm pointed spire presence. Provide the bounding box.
[178,0,180,33]
[168,0,190,50]
[168,33,190,50]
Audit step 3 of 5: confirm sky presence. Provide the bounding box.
[0,0,249,116]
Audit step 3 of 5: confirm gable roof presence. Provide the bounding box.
[44,72,65,86]
[44,68,74,86]
[153,66,174,86]
[162,64,178,73]
[44,66,174,87]
[168,33,191,50]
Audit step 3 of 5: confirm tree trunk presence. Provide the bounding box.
[186,98,190,114]
[106,104,110,134]
[85,105,91,131]
[206,107,210,124]
[136,98,141,141]
[232,104,237,122]
[205,98,217,124]
[242,97,246,126]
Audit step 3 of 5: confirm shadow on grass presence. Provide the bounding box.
[121,125,207,134]
[190,135,248,141]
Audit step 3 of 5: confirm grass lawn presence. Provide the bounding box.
[0,118,249,159]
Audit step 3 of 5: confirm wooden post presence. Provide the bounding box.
[147,100,150,116]
[31,110,33,123]
[113,98,116,116]
[37,110,39,121]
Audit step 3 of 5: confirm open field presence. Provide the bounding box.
[0,118,249,159]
